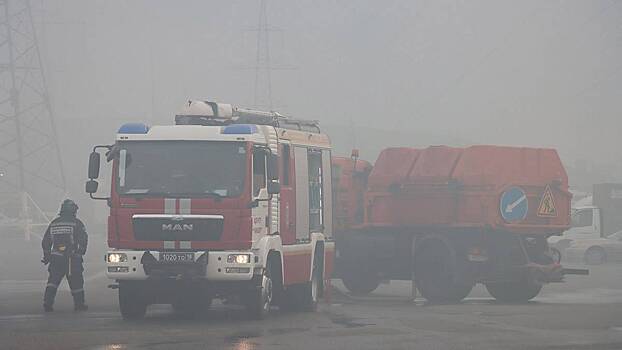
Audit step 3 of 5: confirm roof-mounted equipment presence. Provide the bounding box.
[175,100,321,133]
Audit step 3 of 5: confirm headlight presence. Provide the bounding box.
[227,254,250,264]
[107,253,127,263]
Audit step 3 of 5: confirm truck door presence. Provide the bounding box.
[279,143,296,245]
[294,147,309,241]
[251,147,269,241]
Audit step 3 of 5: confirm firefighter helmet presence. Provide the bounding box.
[59,199,78,216]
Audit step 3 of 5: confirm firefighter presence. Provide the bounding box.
[41,199,88,312]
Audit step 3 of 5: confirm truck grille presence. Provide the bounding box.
[132,214,224,241]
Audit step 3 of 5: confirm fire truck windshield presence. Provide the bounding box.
[116,141,247,197]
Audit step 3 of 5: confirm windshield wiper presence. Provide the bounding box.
[204,191,226,200]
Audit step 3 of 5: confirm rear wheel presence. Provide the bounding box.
[341,271,380,296]
[415,237,473,303]
[485,280,542,302]
[584,247,606,265]
[118,282,147,320]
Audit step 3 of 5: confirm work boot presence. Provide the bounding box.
[43,304,53,312]
[74,304,88,312]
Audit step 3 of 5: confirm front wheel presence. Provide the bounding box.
[584,247,606,265]
[118,282,147,320]
[550,247,562,264]
[245,260,274,319]
[485,280,542,302]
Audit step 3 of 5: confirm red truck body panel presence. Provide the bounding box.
[362,145,571,235]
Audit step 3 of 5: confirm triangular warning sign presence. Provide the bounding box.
[537,185,557,217]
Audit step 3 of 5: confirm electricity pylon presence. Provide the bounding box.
[0,0,64,238]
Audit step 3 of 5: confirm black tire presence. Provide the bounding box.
[341,272,380,296]
[584,247,606,265]
[118,283,147,320]
[245,259,274,319]
[414,238,473,303]
[485,280,542,302]
[550,248,562,264]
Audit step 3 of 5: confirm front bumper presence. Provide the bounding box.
[105,250,259,281]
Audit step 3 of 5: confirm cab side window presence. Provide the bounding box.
[253,149,267,196]
[571,209,593,228]
[308,150,323,231]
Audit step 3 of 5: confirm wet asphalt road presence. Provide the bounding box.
[2,234,622,350]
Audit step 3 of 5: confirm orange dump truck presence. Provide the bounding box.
[333,146,587,302]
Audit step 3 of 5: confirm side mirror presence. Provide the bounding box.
[267,153,279,181]
[268,180,281,195]
[85,180,99,194]
[88,151,101,179]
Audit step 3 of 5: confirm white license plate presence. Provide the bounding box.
[159,252,195,263]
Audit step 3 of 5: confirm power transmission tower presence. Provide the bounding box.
[0,0,65,237]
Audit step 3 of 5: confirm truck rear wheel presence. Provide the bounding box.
[485,280,542,302]
[414,237,473,303]
[341,271,380,296]
[118,282,147,320]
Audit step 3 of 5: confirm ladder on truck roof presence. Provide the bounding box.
[175,100,321,133]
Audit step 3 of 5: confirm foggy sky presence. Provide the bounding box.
[37,0,622,190]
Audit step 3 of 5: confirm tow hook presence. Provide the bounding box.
[527,263,589,283]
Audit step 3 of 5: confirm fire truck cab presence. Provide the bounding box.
[86,101,334,319]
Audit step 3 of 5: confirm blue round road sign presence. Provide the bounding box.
[500,186,528,223]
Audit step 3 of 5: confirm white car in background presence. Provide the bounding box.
[564,231,622,265]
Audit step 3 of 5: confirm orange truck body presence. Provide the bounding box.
[362,145,571,234]
[332,145,584,301]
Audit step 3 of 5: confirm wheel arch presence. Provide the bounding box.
[310,234,326,282]
[585,245,607,262]
[267,249,284,286]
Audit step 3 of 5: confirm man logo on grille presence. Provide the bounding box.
[162,223,194,231]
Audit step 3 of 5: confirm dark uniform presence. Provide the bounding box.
[41,199,88,312]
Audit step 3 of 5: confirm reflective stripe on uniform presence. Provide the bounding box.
[51,251,64,256]
[70,288,84,294]
[46,283,58,289]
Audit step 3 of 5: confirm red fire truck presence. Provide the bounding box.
[86,101,334,319]
[333,147,587,302]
